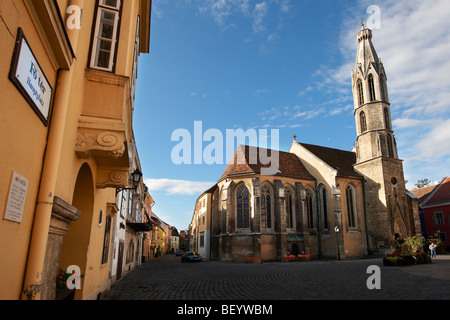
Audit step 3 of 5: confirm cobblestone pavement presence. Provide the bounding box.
[103,254,450,300]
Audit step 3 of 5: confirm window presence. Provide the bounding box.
[285,187,294,229]
[128,191,133,216]
[360,111,367,133]
[101,215,112,264]
[126,239,134,264]
[306,191,314,229]
[131,16,140,108]
[387,134,394,158]
[384,107,391,130]
[120,190,126,218]
[319,185,329,229]
[357,79,364,106]
[200,232,205,248]
[346,186,356,228]
[379,75,386,101]
[236,184,250,229]
[260,185,272,229]
[433,211,444,225]
[437,232,447,243]
[368,74,376,101]
[98,209,103,226]
[90,0,122,72]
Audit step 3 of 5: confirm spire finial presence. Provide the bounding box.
[293,134,297,142]
[360,18,365,30]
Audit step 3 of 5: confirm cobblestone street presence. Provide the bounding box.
[103,254,450,301]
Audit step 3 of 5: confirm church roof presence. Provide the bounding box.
[219,145,315,182]
[298,142,363,179]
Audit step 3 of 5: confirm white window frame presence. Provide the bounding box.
[90,0,121,72]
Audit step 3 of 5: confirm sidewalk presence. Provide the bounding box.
[398,253,450,281]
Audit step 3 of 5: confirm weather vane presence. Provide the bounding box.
[360,17,365,29]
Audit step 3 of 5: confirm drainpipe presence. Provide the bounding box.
[22,0,84,300]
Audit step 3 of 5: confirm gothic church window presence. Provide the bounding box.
[368,74,376,101]
[379,74,386,101]
[319,185,329,230]
[360,111,367,132]
[306,191,314,229]
[260,185,272,229]
[384,107,391,130]
[357,79,364,106]
[387,134,394,158]
[236,184,250,229]
[346,185,356,228]
[285,187,294,229]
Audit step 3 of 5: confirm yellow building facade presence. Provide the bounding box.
[0,0,152,300]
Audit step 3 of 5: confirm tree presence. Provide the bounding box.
[415,179,431,189]
[404,236,426,252]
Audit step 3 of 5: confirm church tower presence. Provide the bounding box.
[352,24,411,252]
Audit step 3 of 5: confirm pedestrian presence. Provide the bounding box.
[429,242,437,258]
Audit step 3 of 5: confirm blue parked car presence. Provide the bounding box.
[181,251,202,262]
[175,250,185,256]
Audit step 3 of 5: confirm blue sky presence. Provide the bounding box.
[133,0,450,231]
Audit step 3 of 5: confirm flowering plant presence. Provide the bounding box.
[56,269,83,291]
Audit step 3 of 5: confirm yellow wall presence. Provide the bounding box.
[0,0,150,300]
[0,0,59,300]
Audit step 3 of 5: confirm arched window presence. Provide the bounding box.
[306,191,314,229]
[368,74,376,101]
[319,185,329,230]
[384,107,391,130]
[285,187,294,229]
[236,184,250,229]
[260,184,271,229]
[345,186,356,228]
[360,111,367,133]
[387,134,394,158]
[379,74,386,101]
[357,79,364,106]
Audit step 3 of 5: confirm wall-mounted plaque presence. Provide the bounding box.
[9,28,53,126]
[4,171,29,223]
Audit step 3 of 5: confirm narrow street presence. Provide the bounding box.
[103,254,450,301]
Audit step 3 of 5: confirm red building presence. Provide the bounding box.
[412,177,450,247]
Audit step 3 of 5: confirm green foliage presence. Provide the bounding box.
[404,236,426,252]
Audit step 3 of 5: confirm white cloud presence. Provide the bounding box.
[145,178,215,196]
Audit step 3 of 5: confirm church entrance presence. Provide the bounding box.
[394,218,408,239]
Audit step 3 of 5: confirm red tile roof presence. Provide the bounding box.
[426,177,450,205]
[219,145,315,181]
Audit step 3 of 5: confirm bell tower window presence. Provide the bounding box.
[357,79,364,106]
[369,74,376,101]
[360,111,367,133]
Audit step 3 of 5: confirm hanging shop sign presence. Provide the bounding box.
[9,28,53,126]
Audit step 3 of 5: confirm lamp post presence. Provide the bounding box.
[335,226,341,261]
[116,168,143,195]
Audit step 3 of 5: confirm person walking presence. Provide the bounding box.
[429,242,437,258]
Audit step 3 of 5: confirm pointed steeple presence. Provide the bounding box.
[354,25,381,81]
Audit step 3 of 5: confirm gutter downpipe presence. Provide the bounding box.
[22,0,84,300]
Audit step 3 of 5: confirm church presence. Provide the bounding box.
[191,25,422,262]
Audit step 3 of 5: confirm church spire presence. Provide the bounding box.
[352,23,396,163]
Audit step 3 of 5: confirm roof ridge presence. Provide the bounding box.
[420,177,447,207]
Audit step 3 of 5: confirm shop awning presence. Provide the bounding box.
[127,222,152,232]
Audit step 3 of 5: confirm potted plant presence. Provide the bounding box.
[55,269,83,300]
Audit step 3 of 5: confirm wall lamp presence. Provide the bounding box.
[116,168,143,195]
